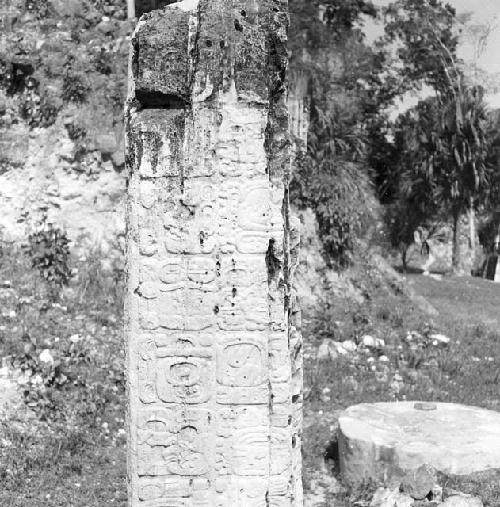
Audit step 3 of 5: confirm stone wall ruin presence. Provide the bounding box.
[125,1,303,505]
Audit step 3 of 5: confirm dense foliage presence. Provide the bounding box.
[380,1,495,272]
[289,0,499,273]
[289,0,386,266]
[0,0,129,157]
[24,221,72,295]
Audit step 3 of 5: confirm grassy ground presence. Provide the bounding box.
[0,243,126,506]
[0,243,499,506]
[409,272,500,326]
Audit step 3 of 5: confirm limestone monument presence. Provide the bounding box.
[124,1,303,505]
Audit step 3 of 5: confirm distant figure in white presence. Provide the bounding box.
[415,227,435,275]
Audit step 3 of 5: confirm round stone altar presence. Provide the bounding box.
[338,402,500,485]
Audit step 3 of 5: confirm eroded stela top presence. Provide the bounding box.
[125,1,303,505]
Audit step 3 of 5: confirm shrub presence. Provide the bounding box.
[23,220,72,297]
[25,0,52,19]
[18,83,61,128]
[65,122,87,141]
[292,151,377,268]
[62,71,89,103]
[75,242,125,317]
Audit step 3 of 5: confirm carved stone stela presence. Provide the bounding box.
[125,1,302,505]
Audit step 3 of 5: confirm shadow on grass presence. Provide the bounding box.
[393,264,449,276]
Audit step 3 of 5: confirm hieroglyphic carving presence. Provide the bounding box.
[137,407,212,476]
[125,1,302,505]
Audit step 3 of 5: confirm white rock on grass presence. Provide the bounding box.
[334,343,349,355]
[317,340,339,360]
[39,349,54,365]
[429,333,450,346]
[69,334,80,343]
[341,340,357,353]
[370,487,413,507]
[362,335,385,349]
[317,339,358,359]
[362,335,377,348]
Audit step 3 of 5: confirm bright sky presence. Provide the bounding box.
[364,0,500,110]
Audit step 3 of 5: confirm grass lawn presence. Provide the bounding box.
[408,272,500,326]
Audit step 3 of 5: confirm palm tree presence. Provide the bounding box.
[440,85,490,273]
[395,86,491,275]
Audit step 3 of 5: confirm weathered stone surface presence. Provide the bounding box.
[125,1,302,505]
[438,495,483,507]
[338,402,500,486]
[432,484,443,503]
[132,7,191,103]
[400,464,437,500]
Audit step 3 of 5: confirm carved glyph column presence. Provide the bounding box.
[125,1,302,505]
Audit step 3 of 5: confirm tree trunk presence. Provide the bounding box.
[469,196,475,271]
[494,221,500,253]
[402,247,407,274]
[452,209,461,275]
[127,0,135,19]
[288,71,310,154]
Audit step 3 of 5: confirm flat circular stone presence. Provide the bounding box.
[338,402,500,486]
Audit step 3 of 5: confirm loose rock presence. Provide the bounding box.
[362,334,385,349]
[317,339,338,360]
[400,464,436,500]
[341,340,357,353]
[370,487,414,507]
[362,334,377,348]
[431,484,443,502]
[39,349,54,365]
[429,333,450,346]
